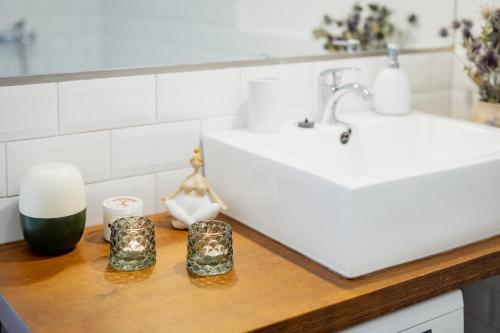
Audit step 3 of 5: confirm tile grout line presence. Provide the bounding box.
[3,144,8,197]
[447,52,457,118]
[2,166,192,200]
[109,130,113,181]
[154,75,159,123]
[56,82,61,135]
[0,112,241,145]
[86,167,191,187]
[154,172,159,213]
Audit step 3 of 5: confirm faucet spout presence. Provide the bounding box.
[320,83,373,124]
[316,67,373,144]
[320,82,373,144]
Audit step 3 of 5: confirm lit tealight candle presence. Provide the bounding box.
[122,239,146,258]
[109,217,156,271]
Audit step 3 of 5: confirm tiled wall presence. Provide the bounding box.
[0,50,452,244]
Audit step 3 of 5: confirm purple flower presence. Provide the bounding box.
[452,20,461,29]
[354,13,361,25]
[314,2,419,53]
[482,49,498,69]
[462,27,472,39]
[439,27,449,37]
[493,10,500,31]
[408,14,418,25]
[475,62,487,75]
[362,29,370,40]
[347,13,360,32]
[470,39,482,53]
[462,19,473,28]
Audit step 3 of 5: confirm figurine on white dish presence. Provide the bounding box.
[161,148,228,229]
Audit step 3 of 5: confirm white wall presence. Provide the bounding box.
[0,0,103,76]
[0,50,452,244]
[238,0,456,49]
[100,0,458,68]
[0,0,458,76]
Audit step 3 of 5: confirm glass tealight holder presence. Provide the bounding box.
[109,216,156,271]
[187,220,233,276]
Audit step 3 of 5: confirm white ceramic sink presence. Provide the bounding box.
[203,111,500,278]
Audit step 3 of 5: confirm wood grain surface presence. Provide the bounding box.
[1,213,500,333]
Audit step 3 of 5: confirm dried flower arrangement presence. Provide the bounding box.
[313,3,418,52]
[440,8,500,103]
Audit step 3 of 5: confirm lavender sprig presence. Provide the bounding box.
[440,7,500,103]
[313,2,418,52]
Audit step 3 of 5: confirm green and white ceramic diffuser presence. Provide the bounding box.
[19,162,87,254]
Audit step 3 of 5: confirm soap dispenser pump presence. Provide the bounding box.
[373,44,411,116]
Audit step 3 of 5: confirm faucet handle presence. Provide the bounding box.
[319,67,360,87]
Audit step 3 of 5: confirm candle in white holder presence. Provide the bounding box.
[103,196,143,242]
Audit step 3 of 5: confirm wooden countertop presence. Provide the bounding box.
[1,213,500,333]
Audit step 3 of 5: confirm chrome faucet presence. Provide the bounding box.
[318,67,373,144]
[0,19,35,45]
[0,19,35,75]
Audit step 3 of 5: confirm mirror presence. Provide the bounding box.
[0,0,457,78]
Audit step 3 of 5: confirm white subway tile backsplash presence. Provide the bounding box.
[0,83,58,141]
[0,144,5,197]
[112,121,200,178]
[156,168,192,212]
[201,114,247,133]
[450,90,475,120]
[85,174,156,227]
[452,49,477,92]
[431,52,453,90]
[0,197,22,244]
[412,90,451,116]
[240,62,314,115]
[400,53,433,92]
[6,131,111,196]
[157,69,240,122]
[0,50,457,244]
[59,75,156,134]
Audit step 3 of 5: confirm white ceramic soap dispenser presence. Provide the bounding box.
[373,44,411,116]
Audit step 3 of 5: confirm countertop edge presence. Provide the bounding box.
[251,249,500,332]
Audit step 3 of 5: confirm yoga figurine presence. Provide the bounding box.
[161,148,228,229]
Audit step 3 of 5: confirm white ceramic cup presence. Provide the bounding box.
[248,77,283,134]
